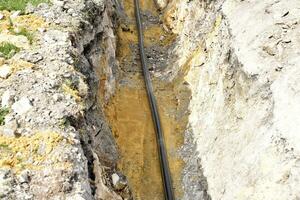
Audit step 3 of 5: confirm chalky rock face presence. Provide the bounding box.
[162,0,300,199]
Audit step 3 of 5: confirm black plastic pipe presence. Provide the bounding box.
[133,0,175,199]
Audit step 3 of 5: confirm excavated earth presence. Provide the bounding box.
[0,0,300,200]
[103,0,188,199]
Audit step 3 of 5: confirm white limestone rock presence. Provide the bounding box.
[112,173,127,190]
[2,118,18,137]
[10,11,21,19]
[1,90,14,107]
[155,0,168,9]
[0,13,4,20]
[0,34,30,49]
[0,65,12,79]
[12,97,32,115]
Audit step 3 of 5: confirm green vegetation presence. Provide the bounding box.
[0,0,49,13]
[0,107,9,126]
[0,42,20,59]
[0,143,9,149]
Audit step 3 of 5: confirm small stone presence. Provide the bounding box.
[3,119,18,136]
[1,90,14,108]
[15,152,22,157]
[54,19,61,24]
[37,142,46,155]
[0,126,15,137]
[0,34,30,49]
[52,0,65,7]
[67,8,75,14]
[53,93,63,101]
[13,27,22,34]
[0,169,13,197]
[0,58,5,65]
[66,194,85,200]
[22,52,43,64]
[18,170,30,184]
[0,65,12,79]
[38,28,46,33]
[262,45,276,56]
[10,11,21,19]
[2,128,14,137]
[25,3,35,14]
[62,181,72,192]
[112,173,127,190]
[78,79,88,97]
[12,97,33,115]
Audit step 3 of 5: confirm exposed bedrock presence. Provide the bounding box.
[160,0,300,199]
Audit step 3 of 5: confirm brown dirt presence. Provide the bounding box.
[102,0,190,199]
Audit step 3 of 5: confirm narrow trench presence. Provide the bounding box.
[99,0,191,199]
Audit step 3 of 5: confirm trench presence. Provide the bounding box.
[98,0,191,199]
